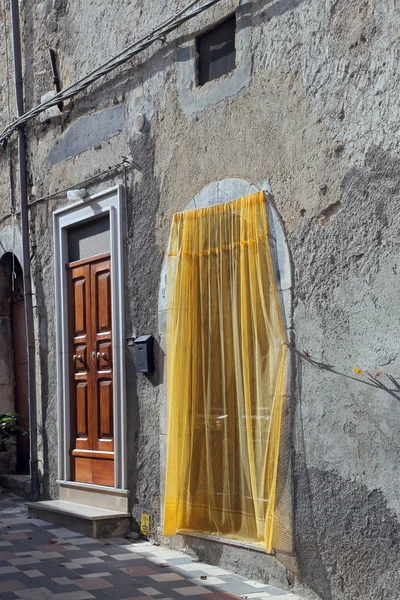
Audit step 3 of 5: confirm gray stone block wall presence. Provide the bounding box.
[0,0,398,598]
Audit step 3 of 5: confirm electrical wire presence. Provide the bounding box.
[0,0,224,146]
[29,157,139,206]
[0,157,138,227]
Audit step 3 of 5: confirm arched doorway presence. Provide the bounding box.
[0,253,29,474]
[159,178,295,569]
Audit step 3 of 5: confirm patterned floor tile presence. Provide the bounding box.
[0,493,303,600]
[52,576,75,585]
[137,586,166,595]
[47,528,85,539]
[203,594,239,600]
[75,576,114,590]
[211,580,266,594]
[172,586,213,596]
[0,578,28,591]
[28,518,53,527]
[149,574,186,582]
[109,553,144,562]
[0,564,19,574]
[82,571,112,578]
[57,593,95,600]
[121,565,158,576]
[24,569,44,578]
[187,577,226,586]
[242,581,270,589]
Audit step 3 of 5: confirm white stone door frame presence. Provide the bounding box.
[53,185,127,491]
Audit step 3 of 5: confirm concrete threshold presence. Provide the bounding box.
[26,499,131,538]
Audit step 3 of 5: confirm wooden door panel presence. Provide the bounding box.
[73,277,88,336]
[74,456,93,485]
[98,380,113,439]
[76,382,89,439]
[73,344,88,373]
[68,254,114,487]
[98,341,112,370]
[92,456,114,486]
[91,258,114,460]
[69,264,92,460]
[72,452,114,486]
[94,268,112,333]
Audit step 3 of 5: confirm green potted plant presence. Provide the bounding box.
[0,413,27,452]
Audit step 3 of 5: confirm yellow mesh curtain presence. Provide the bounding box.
[163,191,287,553]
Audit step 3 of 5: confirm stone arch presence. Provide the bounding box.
[158,178,295,569]
[0,224,23,268]
[158,178,293,328]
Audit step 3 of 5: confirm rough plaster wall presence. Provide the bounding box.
[292,151,400,600]
[0,0,397,597]
[151,1,400,598]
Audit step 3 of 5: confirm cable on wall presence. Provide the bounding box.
[0,0,225,147]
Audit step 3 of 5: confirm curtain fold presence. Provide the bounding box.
[163,191,287,553]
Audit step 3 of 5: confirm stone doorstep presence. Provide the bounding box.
[0,473,31,499]
[26,499,131,539]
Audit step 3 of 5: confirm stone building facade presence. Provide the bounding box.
[0,1,399,599]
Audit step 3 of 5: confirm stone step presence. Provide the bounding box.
[26,499,131,538]
[0,474,31,499]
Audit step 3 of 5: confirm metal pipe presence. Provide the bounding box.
[10,0,39,501]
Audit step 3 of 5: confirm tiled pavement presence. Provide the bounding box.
[0,492,301,600]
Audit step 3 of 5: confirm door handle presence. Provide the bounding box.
[97,352,108,360]
[73,355,83,363]
[92,352,96,359]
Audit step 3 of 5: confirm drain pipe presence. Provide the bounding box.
[10,0,39,501]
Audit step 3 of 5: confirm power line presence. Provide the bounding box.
[0,156,138,226]
[0,0,224,147]
[29,157,139,206]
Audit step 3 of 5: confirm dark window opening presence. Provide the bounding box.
[197,15,236,86]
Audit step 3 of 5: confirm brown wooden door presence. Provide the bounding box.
[11,299,30,474]
[67,253,114,486]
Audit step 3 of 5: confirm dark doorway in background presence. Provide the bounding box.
[0,253,29,474]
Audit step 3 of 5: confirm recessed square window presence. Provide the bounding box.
[196,15,236,86]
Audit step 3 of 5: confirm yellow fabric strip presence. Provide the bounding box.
[163,191,287,554]
[167,233,269,258]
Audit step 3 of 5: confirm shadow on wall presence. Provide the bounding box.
[30,233,52,498]
[294,361,332,600]
[242,0,310,25]
[293,147,400,600]
[68,0,311,118]
[125,115,165,521]
[294,365,400,600]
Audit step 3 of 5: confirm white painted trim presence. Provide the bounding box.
[53,185,127,491]
[57,480,130,495]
